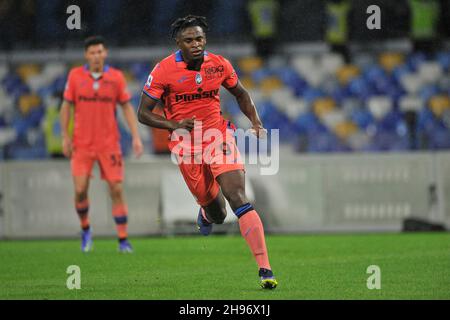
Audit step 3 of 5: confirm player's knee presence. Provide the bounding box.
[109,184,123,200]
[224,190,247,211]
[75,189,88,202]
[206,207,227,224]
[214,209,227,224]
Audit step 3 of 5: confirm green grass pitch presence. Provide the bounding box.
[0,232,449,299]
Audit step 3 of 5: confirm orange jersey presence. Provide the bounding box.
[142,50,238,152]
[63,65,131,152]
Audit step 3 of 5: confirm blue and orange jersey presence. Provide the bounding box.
[64,65,131,152]
[142,50,238,151]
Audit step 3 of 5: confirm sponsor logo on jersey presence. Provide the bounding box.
[203,65,224,80]
[78,95,114,103]
[175,89,219,102]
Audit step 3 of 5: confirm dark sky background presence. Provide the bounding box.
[0,0,449,49]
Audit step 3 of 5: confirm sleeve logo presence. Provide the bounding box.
[145,75,153,89]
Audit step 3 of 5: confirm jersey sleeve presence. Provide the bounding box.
[221,58,239,90]
[63,70,76,102]
[117,71,131,104]
[142,63,166,100]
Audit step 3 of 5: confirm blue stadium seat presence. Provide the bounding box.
[373,75,393,95]
[368,131,409,151]
[275,67,308,96]
[419,84,440,102]
[386,83,405,106]
[129,62,151,80]
[392,64,412,84]
[307,131,350,153]
[367,110,409,151]
[436,52,450,72]
[417,107,450,149]
[302,88,325,104]
[257,100,279,121]
[407,52,427,71]
[251,68,272,85]
[429,129,450,149]
[331,85,351,103]
[347,76,374,100]
[377,110,404,131]
[363,65,386,84]
[351,108,375,130]
[51,74,68,93]
[37,84,55,98]
[258,100,294,142]
[2,74,22,93]
[28,106,45,128]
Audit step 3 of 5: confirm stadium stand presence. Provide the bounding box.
[0,49,449,159]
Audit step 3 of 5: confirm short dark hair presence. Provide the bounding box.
[170,15,209,39]
[84,36,106,50]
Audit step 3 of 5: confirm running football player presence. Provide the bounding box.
[137,16,277,289]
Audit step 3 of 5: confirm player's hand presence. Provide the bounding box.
[132,137,143,158]
[62,136,72,158]
[174,116,196,132]
[250,123,267,139]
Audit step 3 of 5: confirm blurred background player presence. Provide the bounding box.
[248,0,279,59]
[60,36,143,253]
[137,15,277,289]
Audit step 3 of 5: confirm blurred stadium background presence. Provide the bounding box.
[1,0,450,239]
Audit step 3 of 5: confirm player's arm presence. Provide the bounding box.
[120,101,143,158]
[59,100,73,158]
[227,81,266,138]
[137,93,195,132]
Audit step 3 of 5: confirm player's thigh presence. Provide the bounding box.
[178,160,220,207]
[209,129,245,178]
[97,151,124,183]
[209,132,246,210]
[71,149,95,196]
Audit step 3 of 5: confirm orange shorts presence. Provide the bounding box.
[71,149,124,182]
[176,130,244,206]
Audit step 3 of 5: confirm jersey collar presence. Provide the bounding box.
[83,64,110,78]
[175,50,210,68]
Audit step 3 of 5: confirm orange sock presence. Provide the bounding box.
[112,203,128,240]
[237,207,271,270]
[75,199,90,230]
